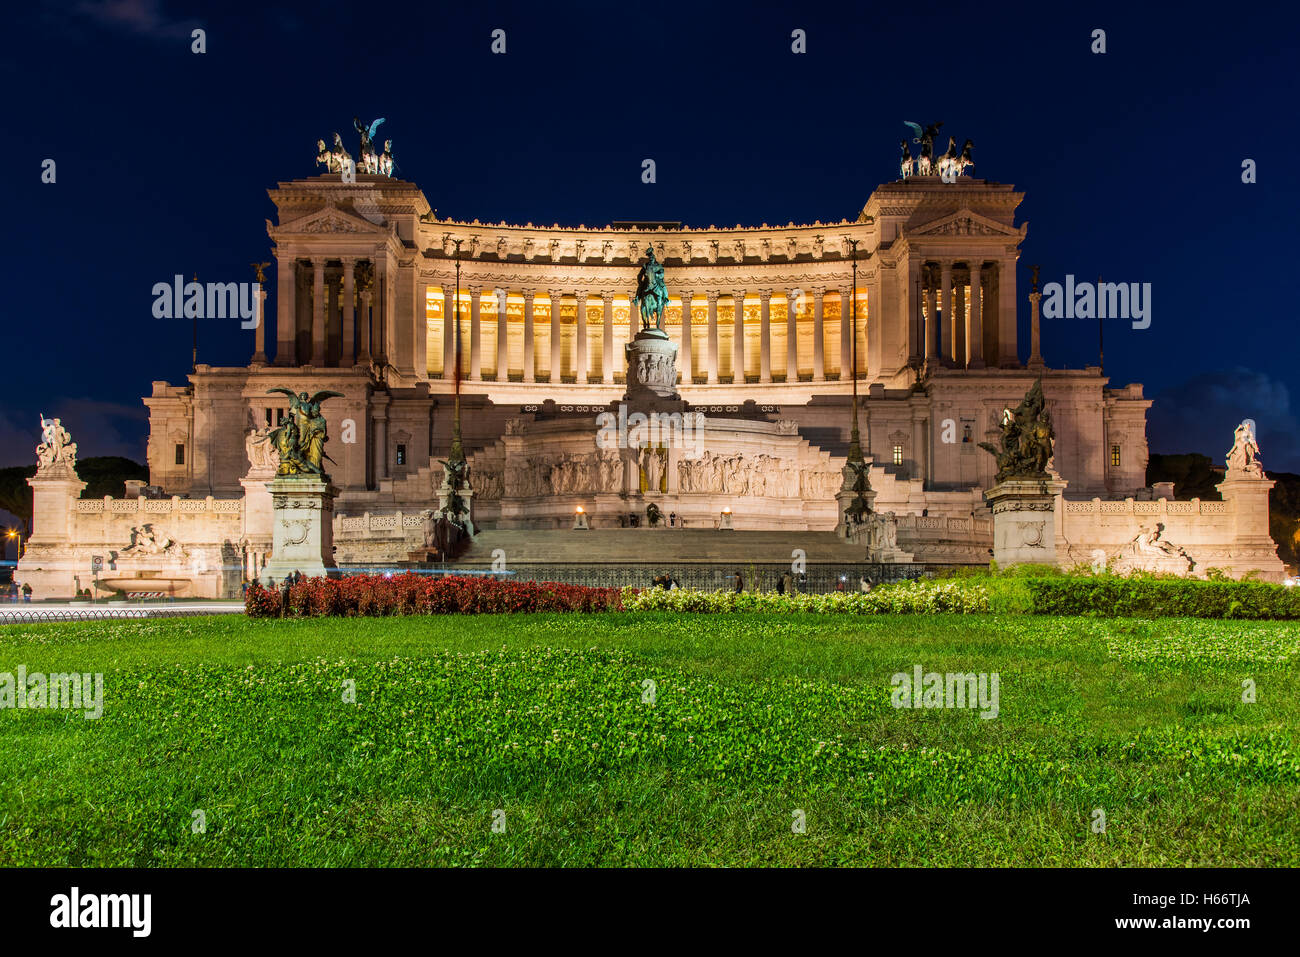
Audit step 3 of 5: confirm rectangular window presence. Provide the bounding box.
[396,444,407,467]
[174,443,185,466]
[264,408,273,427]
[1111,445,1121,467]
[892,445,904,466]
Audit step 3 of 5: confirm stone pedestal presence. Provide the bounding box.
[437,473,475,537]
[985,478,1067,568]
[261,477,338,585]
[624,328,679,401]
[18,469,88,599]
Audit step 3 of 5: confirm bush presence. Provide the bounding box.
[245,574,627,618]
[1022,575,1300,619]
[623,578,992,615]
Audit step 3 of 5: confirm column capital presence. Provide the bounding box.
[548,288,565,302]
[706,289,720,302]
[468,284,482,296]
[311,256,327,269]
[601,289,616,302]
[574,290,588,302]
[811,285,826,299]
[340,255,357,266]
[758,288,772,302]
[732,289,747,300]
[522,290,536,304]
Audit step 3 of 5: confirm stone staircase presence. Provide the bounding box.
[452,528,867,567]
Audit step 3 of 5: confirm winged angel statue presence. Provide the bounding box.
[267,388,345,479]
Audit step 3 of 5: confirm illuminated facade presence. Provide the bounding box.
[145,171,1153,533]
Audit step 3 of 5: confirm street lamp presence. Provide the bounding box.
[847,238,862,463]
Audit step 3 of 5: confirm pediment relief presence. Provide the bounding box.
[276,206,388,236]
[908,208,1023,240]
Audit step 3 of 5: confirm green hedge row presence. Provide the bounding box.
[627,574,1300,619]
[1020,576,1300,619]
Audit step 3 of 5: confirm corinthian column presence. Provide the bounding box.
[706,291,719,384]
[786,291,797,382]
[940,260,954,364]
[311,258,326,365]
[549,289,563,381]
[813,286,825,380]
[759,289,772,383]
[274,253,296,365]
[732,290,746,383]
[575,292,589,383]
[968,263,984,368]
[342,259,356,366]
[470,286,482,380]
[522,291,535,383]
[602,291,614,384]
[679,291,692,385]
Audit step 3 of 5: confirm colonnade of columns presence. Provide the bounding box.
[915,258,1015,369]
[428,286,866,384]
[273,254,381,367]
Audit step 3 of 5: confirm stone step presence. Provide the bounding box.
[453,528,865,566]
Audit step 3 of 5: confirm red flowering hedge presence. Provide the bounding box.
[245,574,627,618]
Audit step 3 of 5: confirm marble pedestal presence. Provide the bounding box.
[984,478,1067,568]
[624,328,680,401]
[261,477,338,585]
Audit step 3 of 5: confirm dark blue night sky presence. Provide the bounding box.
[5,0,1299,471]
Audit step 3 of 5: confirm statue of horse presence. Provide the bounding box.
[935,137,960,179]
[632,246,668,331]
[315,139,338,172]
[378,140,395,178]
[899,140,914,179]
[330,133,352,176]
[956,139,974,176]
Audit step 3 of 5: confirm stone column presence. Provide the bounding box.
[549,289,563,381]
[968,263,984,368]
[998,258,1018,367]
[759,289,772,383]
[1028,276,1044,371]
[939,260,954,364]
[522,291,536,382]
[442,285,456,378]
[954,270,967,367]
[839,287,851,380]
[342,259,356,366]
[470,286,482,380]
[786,291,797,382]
[274,253,296,365]
[359,282,373,363]
[311,258,326,365]
[732,290,746,383]
[252,283,268,364]
[813,287,825,380]
[924,264,938,362]
[706,291,719,384]
[575,291,589,383]
[601,291,615,384]
[496,288,509,380]
[678,291,691,385]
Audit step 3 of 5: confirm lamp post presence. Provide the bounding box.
[191,272,199,372]
[847,239,862,464]
[451,239,464,463]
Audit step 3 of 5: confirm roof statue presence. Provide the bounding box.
[979,379,1055,483]
[900,122,973,180]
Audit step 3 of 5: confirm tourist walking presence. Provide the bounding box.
[732,570,744,594]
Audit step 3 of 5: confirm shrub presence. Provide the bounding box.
[244,574,626,618]
[1022,576,1300,620]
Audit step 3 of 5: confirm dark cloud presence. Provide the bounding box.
[72,0,194,40]
[1148,368,1300,473]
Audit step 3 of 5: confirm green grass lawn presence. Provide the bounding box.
[1,612,1296,866]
